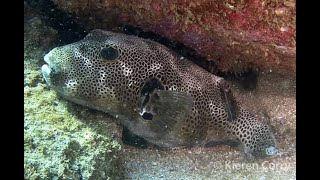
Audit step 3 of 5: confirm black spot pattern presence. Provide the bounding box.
[44,30,276,158]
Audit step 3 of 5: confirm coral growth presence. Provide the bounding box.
[51,0,296,75]
[24,83,123,179]
[24,2,296,179]
[24,6,123,179]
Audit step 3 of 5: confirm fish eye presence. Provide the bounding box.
[100,46,119,60]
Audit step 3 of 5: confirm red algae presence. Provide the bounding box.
[52,0,296,75]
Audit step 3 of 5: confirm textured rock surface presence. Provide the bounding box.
[24,6,124,179]
[24,2,295,179]
[24,86,123,179]
[51,0,295,75]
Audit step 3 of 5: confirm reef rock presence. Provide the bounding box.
[52,0,295,75]
[24,5,124,179]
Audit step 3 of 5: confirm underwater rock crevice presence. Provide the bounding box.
[48,0,296,75]
[24,0,87,44]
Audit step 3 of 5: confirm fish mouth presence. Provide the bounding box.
[41,51,56,85]
[41,64,51,81]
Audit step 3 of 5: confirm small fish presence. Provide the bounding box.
[41,30,278,158]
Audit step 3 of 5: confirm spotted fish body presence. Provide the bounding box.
[41,30,277,158]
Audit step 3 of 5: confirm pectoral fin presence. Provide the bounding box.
[141,89,193,132]
[219,81,240,122]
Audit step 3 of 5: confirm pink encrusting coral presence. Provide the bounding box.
[52,0,295,75]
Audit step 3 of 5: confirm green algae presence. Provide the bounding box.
[24,76,123,179]
[24,4,296,179]
[24,11,123,179]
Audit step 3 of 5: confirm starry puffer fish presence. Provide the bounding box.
[41,29,278,159]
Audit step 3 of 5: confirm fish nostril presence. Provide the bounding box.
[50,67,56,74]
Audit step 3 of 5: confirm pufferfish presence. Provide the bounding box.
[41,29,278,159]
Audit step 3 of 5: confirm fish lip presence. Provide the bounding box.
[41,64,51,84]
[43,51,54,69]
[41,64,51,76]
[43,50,52,64]
[41,51,55,83]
